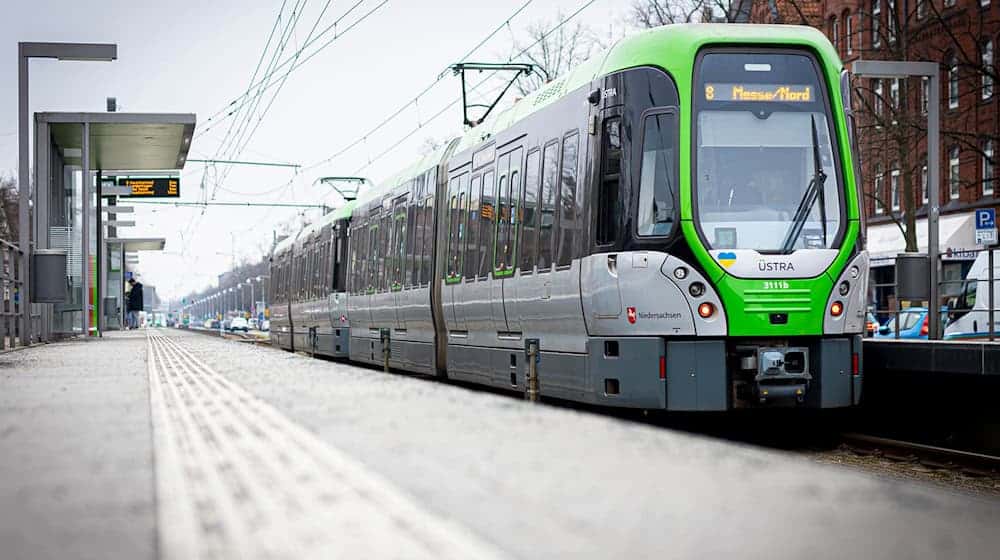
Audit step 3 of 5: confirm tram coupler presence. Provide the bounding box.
[525,339,540,403]
[380,328,390,373]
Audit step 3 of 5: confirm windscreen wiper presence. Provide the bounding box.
[779,116,827,253]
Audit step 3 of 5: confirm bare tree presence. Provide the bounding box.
[630,0,749,26]
[512,14,595,96]
[782,0,1000,253]
[0,175,18,243]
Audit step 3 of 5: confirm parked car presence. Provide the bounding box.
[248,318,259,330]
[876,307,948,340]
[203,319,213,329]
[228,317,249,332]
[261,319,270,332]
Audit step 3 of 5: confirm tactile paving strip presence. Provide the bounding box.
[146,331,501,559]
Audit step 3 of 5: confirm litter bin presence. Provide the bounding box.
[31,249,68,303]
[895,252,930,301]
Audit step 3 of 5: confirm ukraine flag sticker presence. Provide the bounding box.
[717,252,737,268]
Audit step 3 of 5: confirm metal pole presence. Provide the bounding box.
[250,282,255,318]
[96,171,103,335]
[927,69,941,340]
[17,46,30,346]
[990,248,995,342]
[526,340,540,402]
[81,122,90,337]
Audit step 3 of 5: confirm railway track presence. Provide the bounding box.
[839,432,1000,477]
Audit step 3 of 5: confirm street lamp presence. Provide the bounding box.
[246,278,255,318]
[18,42,117,344]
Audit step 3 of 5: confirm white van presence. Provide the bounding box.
[943,251,1000,340]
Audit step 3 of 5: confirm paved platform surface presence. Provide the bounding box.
[3,328,1000,559]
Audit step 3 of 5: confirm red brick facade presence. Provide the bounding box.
[752,0,1000,225]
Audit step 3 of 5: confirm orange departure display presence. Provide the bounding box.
[117,177,180,198]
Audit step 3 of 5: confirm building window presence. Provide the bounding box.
[890,78,900,117]
[945,0,957,7]
[872,0,881,48]
[921,77,929,115]
[890,167,900,210]
[984,40,994,100]
[921,164,928,204]
[984,140,994,196]
[833,18,840,52]
[846,13,853,54]
[917,0,927,19]
[874,79,884,120]
[875,166,885,214]
[979,0,988,6]
[948,55,959,109]
[949,146,960,200]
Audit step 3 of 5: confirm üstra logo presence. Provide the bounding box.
[627,307,637,324]
[717,251,737,268]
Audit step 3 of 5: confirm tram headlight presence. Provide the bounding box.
[839,280,850,296]
[849,265,860,279]
[673,266,689,280]
[689,282,705,297]
[698,302,715,318]
[830,301,844,317]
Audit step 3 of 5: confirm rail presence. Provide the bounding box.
[840,432,1000,475]
[0,238,26,350]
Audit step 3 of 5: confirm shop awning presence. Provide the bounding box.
[867,212,977,266]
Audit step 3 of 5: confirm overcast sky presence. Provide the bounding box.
[1,0,634,300]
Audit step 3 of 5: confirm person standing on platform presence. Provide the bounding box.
[126,278,144,329]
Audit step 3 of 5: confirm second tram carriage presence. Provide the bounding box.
[269,24,869,410]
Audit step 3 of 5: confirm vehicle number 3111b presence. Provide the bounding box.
[762,281,790,290]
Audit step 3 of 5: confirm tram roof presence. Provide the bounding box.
[346,24,836,214]
[454,23,837,153]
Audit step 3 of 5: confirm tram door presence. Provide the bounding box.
[496,145,523,334]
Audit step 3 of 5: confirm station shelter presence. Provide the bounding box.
[32,111,194,339]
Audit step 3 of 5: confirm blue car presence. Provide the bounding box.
[875,307,948,339]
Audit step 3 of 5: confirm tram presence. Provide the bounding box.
[270,24,868,410]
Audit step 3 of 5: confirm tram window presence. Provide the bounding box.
[520,149,540,272]
[412,200,423,285]
[394,208,406,289]
[405,204,416,287]
[421,196,434,284]
[637,112,676,237]
[597,117,622,246]
[494,173,508,271]
[478,170,496,278]
[465,175,482,279]
[382,212,393,291]
[506,169,520,270]
[556,132,580,267]
[447,194,460,279]
[538,141,559,271]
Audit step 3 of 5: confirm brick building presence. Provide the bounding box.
[752,0,1000,313]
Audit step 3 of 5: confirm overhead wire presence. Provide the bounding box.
[309,0,599,179]
[194,0,379,138]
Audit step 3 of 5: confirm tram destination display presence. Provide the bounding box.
[116,177,180,198]
[704,83,813,102]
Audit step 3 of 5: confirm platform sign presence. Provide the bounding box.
[117,177,179,198]
[976,209,997,246]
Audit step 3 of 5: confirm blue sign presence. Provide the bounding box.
[976,208,996,229]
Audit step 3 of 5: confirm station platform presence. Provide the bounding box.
[3,329,1000,559]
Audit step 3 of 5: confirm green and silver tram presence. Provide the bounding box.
[271,24,868,410]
